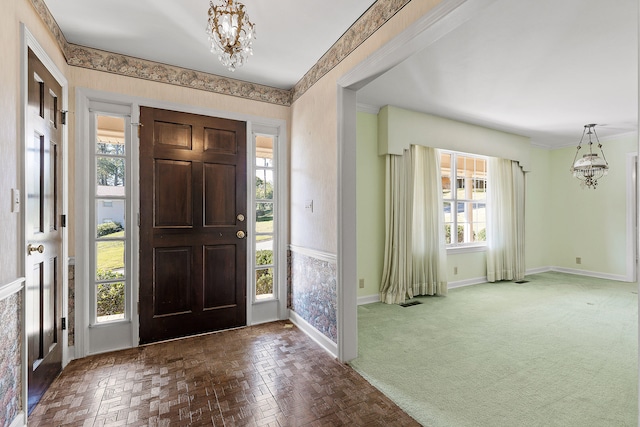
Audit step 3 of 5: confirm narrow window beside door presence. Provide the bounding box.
[93,115,128,323]
[254,134,276,301]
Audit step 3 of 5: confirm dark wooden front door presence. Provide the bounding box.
[139,107,247,344]
[26,48,63,413]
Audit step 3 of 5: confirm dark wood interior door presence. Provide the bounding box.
[26,48,63,413]
[139,107,247,344]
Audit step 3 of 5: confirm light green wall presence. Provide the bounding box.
[549,135,636,278]
[378,106,532,171]
[356,112,635,299]
[525,147,553,270]
[356,112,386,297]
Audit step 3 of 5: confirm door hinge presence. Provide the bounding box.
[61,317,66,330]
[60,110,67,125]
[61,214,67,227]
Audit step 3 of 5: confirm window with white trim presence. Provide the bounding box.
[441,150,487,247]
[91,113,130,323]
[253,133,277,301]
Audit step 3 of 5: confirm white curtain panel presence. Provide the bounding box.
[411,145,447,297]
[380,146,447,304]
[486,158,526,282]
[380,150,413,304]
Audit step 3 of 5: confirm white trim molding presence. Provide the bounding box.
[357,294,380,305]
[626,153,637,283]
[288,309,338,358]
[0,278,25,301]
[9,412,26,427]
[550,267,628,282]
[448,276,489,289]
[288,245,337,263]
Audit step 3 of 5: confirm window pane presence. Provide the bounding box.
[256,239,273,254]
[444,223,453,244]
[96,156,125,196]
[255,169,274,200]
[96,282,125,322]
[256,268,274,298]
[96,200,125,239]
[256,248,273,267]
[440,152,452,198]
[96,240,125,279]
[97,115,125,155]
[472,202,487,242]
[443,201,453,223]
[256,135,273,167]
[256,202,274,233]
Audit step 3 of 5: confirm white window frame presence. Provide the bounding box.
[441,149,488,252]
[251,130,278,303]
[89,109,132,326]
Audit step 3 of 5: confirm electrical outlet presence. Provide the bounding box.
[359,278,364,288]
[576,257,582,265]
[453,266,458,275]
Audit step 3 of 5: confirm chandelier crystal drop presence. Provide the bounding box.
[206,0,255,71]
[569,124,609,189]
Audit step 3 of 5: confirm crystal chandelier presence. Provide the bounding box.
[570,124,609,189]
[206,0,255,71]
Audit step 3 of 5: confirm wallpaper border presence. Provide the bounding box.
[28,0,411,106]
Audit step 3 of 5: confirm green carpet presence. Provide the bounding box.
[350,272,638,427]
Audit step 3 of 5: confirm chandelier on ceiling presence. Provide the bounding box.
[206,0,255,71]
[570,124,609,189]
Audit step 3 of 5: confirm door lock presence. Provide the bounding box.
[236,230,246,239]
[237,213,245,222]
[28,244,44,254]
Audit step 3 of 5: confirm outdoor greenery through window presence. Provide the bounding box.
[254,134,275,300]
[441,150,487,247]
[94,114,127,322]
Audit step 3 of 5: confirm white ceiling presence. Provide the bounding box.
[45,0,377,89]
[45,0,637,148]
[357,0,638,147]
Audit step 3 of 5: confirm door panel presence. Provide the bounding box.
[153,247,192,316]
[203,245,237,308]
[204,163,236,225]
[154,160,193,227]
[26,48,63,413]
[139,107,247,344]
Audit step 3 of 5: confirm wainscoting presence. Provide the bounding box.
[288,246,337,355]
[0,278,25,427]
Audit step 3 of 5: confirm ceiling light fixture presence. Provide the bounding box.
[206,0,255,71]
[570,124,609,189]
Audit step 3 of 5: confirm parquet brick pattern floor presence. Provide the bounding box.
[28,321,419,426]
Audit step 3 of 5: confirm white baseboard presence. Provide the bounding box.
[9,411,26,427]
[357,294,380,305]
[288,310,338,358]
[448,276,488,289]
[549,267,628,282]
[525,266,552,275]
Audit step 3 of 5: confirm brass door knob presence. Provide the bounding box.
[28,244,44,254]
[236,230,246,239]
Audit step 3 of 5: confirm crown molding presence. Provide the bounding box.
[30,0,407,107]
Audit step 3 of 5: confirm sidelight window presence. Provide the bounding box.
[91,114,130,323]
[253,134,276,301]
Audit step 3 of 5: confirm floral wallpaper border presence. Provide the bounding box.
[29,0,411,106]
